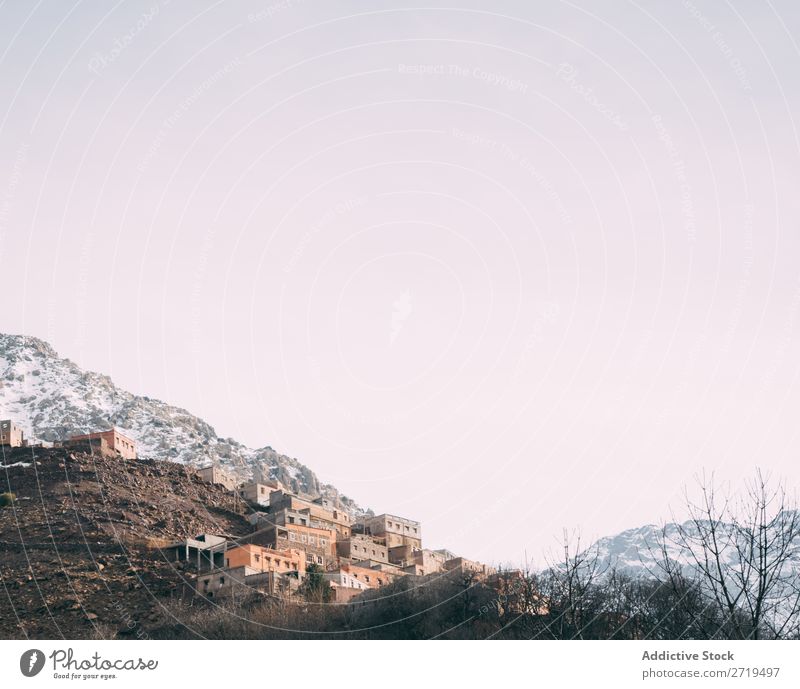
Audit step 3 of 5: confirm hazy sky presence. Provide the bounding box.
[1,1,799,565]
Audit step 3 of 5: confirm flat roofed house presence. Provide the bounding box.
[324,569,370,591]
[338,535,389,564]
[196,465,237,492]
[244,522,337,568]
[197,566,300,599]
[354,513,422,549]
[68,428,136,459]
[163,533,228,571]
[443,557,496,579]
[224,544,305,575]
[416,548,447,574]
[300,504,352,538]
[238,482,275,506]
[0,420,24,447]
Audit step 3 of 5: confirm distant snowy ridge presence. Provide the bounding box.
[0,333,358,511]
[588,518,800,577]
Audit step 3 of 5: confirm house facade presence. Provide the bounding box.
[225,544,305,575]
[68,428,136,459]
[196,465,237,492]
[354,513,422,549]
[337,535,389,564]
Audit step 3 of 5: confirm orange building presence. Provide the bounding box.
[68,428,136,459]
[225,544,305,575]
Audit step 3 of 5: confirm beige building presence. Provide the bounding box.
[324,569,371,591]
[68,428,136,459]
[337,535,389,563]
[388,545,448,574]
[237,481,281,506]
[303,503,352,538]
[197,566,299,599]
[196,465,237,492]
[443,557,496,578]
[355,513,422,549]
[416,548,447,574]
[248,508,311,530]
[0,420,24,447]
[267,490,352,537]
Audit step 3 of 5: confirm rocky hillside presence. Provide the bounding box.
[0,333,358,510]
[0,445,253,638]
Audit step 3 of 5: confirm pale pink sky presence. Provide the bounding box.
[1,1,799,565]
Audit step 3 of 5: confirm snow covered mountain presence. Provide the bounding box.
[0,333,358,510]
[588,521,706,575]
[588,518,800,578]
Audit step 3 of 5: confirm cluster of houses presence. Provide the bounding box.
[183,464,498,603]
[2,419,498,604]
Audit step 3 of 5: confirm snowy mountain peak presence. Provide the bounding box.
[0,333,356,509]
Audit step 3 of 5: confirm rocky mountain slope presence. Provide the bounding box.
[0,333,358,510]
[0,445,253,638]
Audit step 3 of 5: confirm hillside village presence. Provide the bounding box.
[4,416,799,640]
[1,418,499,607]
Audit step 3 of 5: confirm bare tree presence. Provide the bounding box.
[655,470,800,639]
[541,529,607,639]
